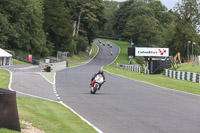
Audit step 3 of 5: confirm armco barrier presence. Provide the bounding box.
[165,69,200,83]
[117,63,141,73]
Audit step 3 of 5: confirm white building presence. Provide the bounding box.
[0,48,12,66]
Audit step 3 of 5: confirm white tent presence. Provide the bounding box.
[0,48,12,66]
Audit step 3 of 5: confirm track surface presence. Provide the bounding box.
[4,40,200,133]
[56,41,200,133]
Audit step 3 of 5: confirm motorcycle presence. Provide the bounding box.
[110,51,113,56]
[90,74,105,94]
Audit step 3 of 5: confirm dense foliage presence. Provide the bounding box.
[0,0,200,59]
[0,0,105,57]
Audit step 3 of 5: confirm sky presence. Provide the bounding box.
[114,0,180,10]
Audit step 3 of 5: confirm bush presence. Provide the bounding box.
[5,49,15,56]
[134,56,145,65]
[75,36,89,53]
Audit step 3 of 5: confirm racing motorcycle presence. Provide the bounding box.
[90,74,105,94]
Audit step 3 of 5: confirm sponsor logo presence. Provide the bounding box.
[138,49,167,56]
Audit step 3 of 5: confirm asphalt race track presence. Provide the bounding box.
[56,41,200,133]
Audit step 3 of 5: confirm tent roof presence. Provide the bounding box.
[0,48,12,57]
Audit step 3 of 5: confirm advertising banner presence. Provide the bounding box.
[135,47,169,57]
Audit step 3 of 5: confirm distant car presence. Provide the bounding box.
[98,40,101,43]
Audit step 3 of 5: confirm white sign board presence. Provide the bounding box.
[135,47,169,57]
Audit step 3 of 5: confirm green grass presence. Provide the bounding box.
[12,59,30,65]
[68,43,98,67]
[99,38,200,95]
[0,129,19,133]
[0,69,10,89]
[17,97,97,133]
[38,72,55,84]
[175,62,200,73]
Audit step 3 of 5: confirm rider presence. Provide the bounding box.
[90,69,105,90]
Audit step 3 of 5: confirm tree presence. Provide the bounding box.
[123,16,163,47]
[0,0,47,56]
[171,0,200,57]
[43,0,73,53]
[65,0,106,53]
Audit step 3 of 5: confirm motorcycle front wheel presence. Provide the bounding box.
[91,83,98,94]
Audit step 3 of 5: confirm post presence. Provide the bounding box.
[192,42,195,67]
[187,41,191,64]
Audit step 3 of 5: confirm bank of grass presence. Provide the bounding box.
[17,97,96,133]
[38,72,55,84]
[0,69,10,89]
[67,43,98,67]
[99,38,200,95]
[175,62,200,73]
[0,70,97,133]
[12,59,30,65]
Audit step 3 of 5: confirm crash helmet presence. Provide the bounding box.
[99,69,103,74]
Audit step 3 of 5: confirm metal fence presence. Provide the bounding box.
[117,63,141,73]
[13,55,39,65]
[57,51,68,62]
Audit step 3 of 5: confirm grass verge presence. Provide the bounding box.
[99,38,200,95]
[38,72,55,84]
[0,70,97,133]
[175,62,200,73]
[12,59,30,65]
[0,69,10,89]
[68,43,98,67]
[17,97,96,133]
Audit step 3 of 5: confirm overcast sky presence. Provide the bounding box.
[113,0,180,10]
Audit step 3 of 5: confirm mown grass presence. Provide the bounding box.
[0,129,19,133]
[0,69,10,89]
[38,72,55,84]
[175,62,200,73]
[12,59,30,65]
[68,43,98,67]
[17,97,97,133]
[0,69,97,133]
[99,38,200,95]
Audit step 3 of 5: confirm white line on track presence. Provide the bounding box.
[67,42,100,69]
[59,101,103,133]
[3,68,58,102]
[37,72,55,84]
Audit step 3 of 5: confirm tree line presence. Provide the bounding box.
[100,0,200,59]
[0,0,105,57]
[0,0,200,60]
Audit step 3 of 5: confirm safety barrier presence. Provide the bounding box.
[165,69,200,83]
[144,68,150,75]
[117,63,141,73]
[44,61,67,72]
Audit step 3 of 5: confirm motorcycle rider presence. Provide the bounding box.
[90,69,105,90]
